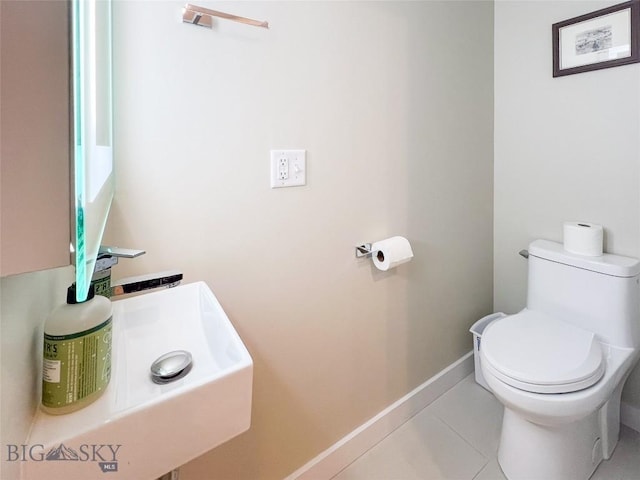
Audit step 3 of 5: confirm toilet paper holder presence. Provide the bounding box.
[355,243,374,258]
[355,243,386,262]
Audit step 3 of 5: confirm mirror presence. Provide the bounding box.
[72,0,114,301]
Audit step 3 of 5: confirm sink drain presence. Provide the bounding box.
[150,350,193,384]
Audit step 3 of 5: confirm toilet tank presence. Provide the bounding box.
[527,240,640,348]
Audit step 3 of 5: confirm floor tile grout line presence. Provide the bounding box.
[470,460,498,480]
[330,405,458,479]
[330,379,480,479]
[428,392,500,460]
[428,414,492,479]
[329,406,437,480]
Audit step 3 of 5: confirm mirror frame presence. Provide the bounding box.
[72,0,114,302]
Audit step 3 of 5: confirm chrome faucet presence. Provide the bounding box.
[110,270,183,297]
[94,246,183,298]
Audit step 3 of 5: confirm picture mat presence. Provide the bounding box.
[560,8,631,70]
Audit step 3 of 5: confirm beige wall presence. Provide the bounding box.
[494,1,640,416]
[104,1,494,478]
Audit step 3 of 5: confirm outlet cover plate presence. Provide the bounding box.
[270,150,306,188]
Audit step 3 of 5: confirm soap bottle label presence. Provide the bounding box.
[91,267,112,298]
[42,317,113,409]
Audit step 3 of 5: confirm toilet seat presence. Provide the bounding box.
[481,310,605,394]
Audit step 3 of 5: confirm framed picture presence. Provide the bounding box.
[552,0,640,77]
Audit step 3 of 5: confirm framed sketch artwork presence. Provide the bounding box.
[552,1,640,77]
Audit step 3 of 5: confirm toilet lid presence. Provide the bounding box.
[481,310,605,394]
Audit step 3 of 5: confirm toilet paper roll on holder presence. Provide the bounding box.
[356,238,413,268]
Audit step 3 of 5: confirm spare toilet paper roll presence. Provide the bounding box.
[372,236,414,271]
[563,222,603,257]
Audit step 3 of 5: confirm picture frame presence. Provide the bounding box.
[552,0,640,77]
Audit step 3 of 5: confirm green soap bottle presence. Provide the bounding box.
[41,283,113,415]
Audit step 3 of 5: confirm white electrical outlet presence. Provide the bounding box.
[278,157,289,180]
[270,150,306,188]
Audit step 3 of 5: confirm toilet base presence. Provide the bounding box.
[491,369,629,480]
[497,407,607,480]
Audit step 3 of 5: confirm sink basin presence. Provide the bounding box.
[23,281,253,480]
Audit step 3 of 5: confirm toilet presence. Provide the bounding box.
[480,239,640,480]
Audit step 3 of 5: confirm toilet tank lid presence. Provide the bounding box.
[529,240,640,278]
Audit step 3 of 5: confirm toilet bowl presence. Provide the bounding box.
[480,240,640,480]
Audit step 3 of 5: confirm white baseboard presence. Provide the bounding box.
[285,352,474,480]
[621,400,640,433]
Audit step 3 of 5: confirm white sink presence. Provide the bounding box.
[23,281,253,480]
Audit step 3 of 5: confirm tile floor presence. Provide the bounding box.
[331,374,640,480]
